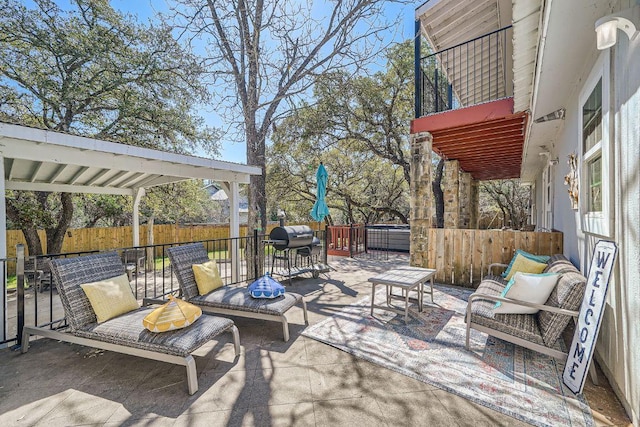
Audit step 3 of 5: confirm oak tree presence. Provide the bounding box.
[169,0,404,232]
[0,0,217,254]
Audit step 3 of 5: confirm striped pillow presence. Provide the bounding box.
[248,274,285,299]
[143,295,202,332]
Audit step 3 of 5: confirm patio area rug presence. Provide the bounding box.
[303,284,594,427]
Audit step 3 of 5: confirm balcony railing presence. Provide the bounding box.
[1,230,328,347]
[415,26,513,117]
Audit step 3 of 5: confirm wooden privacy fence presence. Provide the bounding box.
[425,229,563,287]
[5,222,315,258]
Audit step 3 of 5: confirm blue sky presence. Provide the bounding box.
[112,1,418,164]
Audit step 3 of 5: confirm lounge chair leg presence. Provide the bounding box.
[21,328,30,354]
[230,325,240,357]
[301,298,309,326]
[281,315,290,342]
[465,325,471,350]
[465,306,471,350]
[185,355,198,395]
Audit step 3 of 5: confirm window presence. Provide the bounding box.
[579,53,611,236]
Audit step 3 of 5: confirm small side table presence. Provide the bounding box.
[368,267,437,322]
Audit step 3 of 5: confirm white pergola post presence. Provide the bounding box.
[0,123,261,347]
[222,182,240,282]
[0,155,6,341]
[132,187,145,247]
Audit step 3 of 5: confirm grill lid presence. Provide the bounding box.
[269,225,315,250]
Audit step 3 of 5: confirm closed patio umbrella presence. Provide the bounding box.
[310,162,330,222]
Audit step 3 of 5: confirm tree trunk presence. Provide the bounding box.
[22,228,44,257]
[6,201,44,256]
[246,125,267,235]
[146,216,155,271]
[45,193,74,255]
[432,158,445,228]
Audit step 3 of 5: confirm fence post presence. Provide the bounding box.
[16,244,25,348]
[230,238,239,284]
[253,228,259,280]
[385,228,390,261]
[364,224,368,254]
[324,225,329,265]
[349,224,354,258]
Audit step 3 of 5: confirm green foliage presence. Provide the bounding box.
[169,0,401,234]
[72,195,131,228]
[0,0,220,253]
[142,181,217,225]
[479,180,531,229]
[5,191,60,229]
[309,41,414,182]
[267,41,414,224]
[0,0,218,153]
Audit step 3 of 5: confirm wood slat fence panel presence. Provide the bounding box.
[426,229,563,287]
[5,222,315,259]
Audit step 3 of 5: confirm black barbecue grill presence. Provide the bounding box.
[265,225,326,283]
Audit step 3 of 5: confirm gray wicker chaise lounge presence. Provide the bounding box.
[21,251,240,395]
[167,243,309,342]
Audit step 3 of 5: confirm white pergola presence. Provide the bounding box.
[0,122,261,336]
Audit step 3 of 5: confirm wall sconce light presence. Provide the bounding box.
[595,6,639,50]
[534,108,565,123]
[538,151,559,166]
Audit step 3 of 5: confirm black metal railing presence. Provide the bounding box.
[415,26,513,117]
[356,225,410,261]
[1,228,328,347]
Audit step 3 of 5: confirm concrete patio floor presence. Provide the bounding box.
[0,255,632,426]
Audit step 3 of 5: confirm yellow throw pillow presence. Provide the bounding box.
[142,295,202,332]
[505,254,548,280]
[192,259,224,295]
[80,273,139,323]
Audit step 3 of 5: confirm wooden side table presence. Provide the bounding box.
[368,266,436,322]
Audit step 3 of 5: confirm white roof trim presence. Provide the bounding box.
[0,123,261,195]
[415,0,445,19]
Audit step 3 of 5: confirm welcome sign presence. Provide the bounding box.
[563,240,618,394]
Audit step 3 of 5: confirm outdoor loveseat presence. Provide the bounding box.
[465,254,587,361]
[21,251,240,395]
[167,243,309,342]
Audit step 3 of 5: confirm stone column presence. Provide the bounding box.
[410,131,432,267]
[469,179,479,229]
[443,160,460,228]
[458,172,473,229]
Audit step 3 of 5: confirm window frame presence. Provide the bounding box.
[578,51,611,237]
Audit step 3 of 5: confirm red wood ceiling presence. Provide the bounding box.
[411,99,528,181]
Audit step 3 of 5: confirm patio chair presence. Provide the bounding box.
[121,248,146,280]
[21,251,240,395]
[24,257,55,293]
[167,243,309,342]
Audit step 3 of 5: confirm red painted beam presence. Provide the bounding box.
[411,98,515,134]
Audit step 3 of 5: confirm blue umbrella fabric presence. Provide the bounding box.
[310,163,330,222]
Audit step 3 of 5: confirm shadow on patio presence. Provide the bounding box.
[0,255,631,426]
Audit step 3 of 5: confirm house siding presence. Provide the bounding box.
[541,23,639,425]
[605,30,640,425]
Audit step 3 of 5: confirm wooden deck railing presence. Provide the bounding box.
[327,224,366,257]
[422,229,563,286]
